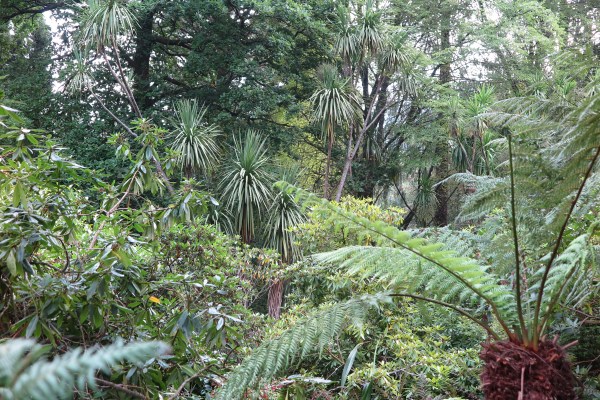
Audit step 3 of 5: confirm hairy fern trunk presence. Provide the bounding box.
[480,339,577,399]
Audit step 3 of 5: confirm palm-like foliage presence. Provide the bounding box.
[74,0,175,193]
[219,130,273,243]
[311,65,362,132]
[0,339,168,400]
[215,176,596,398]
[310,64,362,198]
[78,0,137,52]
[214,294,391,400]
[334,7,358,65]
[264,168,307,318]
[357,0,384,56]
[444,87,498,176]
[170,100,221,178]
[264,167,307,264]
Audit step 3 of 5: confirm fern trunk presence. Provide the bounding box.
[480,339,577,399]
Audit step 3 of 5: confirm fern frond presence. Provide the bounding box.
[278,182,517,337]
[450,175,509,222]
[528,233,592,324]
[214,293,391,400]
[0,339,168,400]
[314,245,512,332]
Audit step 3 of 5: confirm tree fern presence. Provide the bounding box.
[479,75,600,345]
[282,183,517,334]
[216,182,597,398]
[214,294,391,400]
[215,70,600,399]
[0,339,168,400]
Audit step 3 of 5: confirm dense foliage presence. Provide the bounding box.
[1,0,599,399]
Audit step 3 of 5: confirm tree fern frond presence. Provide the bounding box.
[552,93,600,170]
[214,293,391,400]
[454,175,509,222]
[277,182,517,336]
[528,233,592,322]
[0,339,168,400]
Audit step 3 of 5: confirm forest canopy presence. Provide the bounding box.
[0,0,599,399]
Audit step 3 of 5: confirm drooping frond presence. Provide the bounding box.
[214,293,391,400]
[277,182,517,336]
[480,81,600,233]
[0,339,168,400]
[314,243,512,335]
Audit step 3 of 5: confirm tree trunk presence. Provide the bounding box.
[267,279,285,319]
[335,126,354,201]
[324,129,333,199]
[480,339,577,399]
[433,24,451,226]
[131,9,155,111]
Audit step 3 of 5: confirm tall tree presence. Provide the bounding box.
[329,0,413,202]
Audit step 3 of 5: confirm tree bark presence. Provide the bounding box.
[324,127,333,199]
[131,9,155,111]
[267,279,285,319]
[335,76,388,201]
[335,126,354,201]
[433,23,451,226]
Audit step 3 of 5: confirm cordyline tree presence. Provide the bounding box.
[213,77,600,399]
[70,0,174,193]
[310,0,415,202]
[263,168,307,319]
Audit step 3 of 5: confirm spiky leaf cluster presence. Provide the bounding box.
[170,99,221,178]
[78,0,137,52]
[219,130,273,243]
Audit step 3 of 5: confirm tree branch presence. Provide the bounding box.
[95,378,148,400]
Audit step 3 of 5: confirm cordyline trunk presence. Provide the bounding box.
[335,77,387,202]
[336,126,354,202]
[267,278,285,319]
[324,130,333,200]
[268,253,291,319]
[479,338,578,399]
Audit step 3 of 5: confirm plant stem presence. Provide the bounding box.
[390,293,500,340]
[508,135,529,345]
[95,378,147,399]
